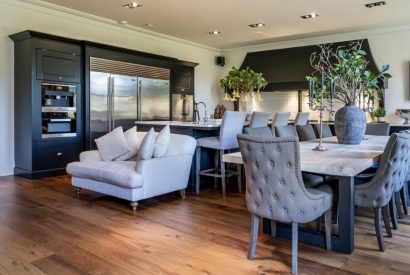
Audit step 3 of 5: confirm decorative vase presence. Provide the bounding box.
[376,117,385,122]
[239,93,254,115]
[334,105,366,144]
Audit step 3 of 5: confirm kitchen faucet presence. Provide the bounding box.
[194,101,208,123]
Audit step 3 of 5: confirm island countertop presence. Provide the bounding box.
[135,120,222,129]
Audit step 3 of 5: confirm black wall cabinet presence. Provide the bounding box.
[171,61,197,94]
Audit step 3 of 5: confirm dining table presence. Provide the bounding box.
[222,135,390,254]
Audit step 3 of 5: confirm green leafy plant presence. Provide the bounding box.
[306,40,392,106]
[220,66,268,102]
[373,107,386,118]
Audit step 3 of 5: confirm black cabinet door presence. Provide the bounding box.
[172,66,194,94]
[36,49,81,83]
[34,140,81,171]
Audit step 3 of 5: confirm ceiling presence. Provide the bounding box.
[39,0,410,49]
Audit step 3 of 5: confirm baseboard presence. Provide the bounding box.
[0,161,14,176]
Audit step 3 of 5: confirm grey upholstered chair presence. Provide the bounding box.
[271,112,290,129]
[294,112,309,126]
[355,132,410,251]
[313,123,333,138]
[275,125,298,138]
[196,111,247,196]
[365,123,391,136]
[249,111,271,128]
[296,124,316,142]
[238,135,332,275]
[243,126,274,138]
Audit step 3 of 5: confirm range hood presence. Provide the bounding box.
[240,39,381,91]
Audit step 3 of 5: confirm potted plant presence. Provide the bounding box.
[220,66,267,113]
[307,41,392,144]
[373,107,386,122]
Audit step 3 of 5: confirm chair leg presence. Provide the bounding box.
[382,205,392,238]
[196,146,201,194]
[270,220,276,237]
[214,149,219,189]
[247,215,259,260]
[389,198,399,230]
[220,149,226,197]
[237,164,242,193]
[400,187,408,215]
[324,208,332,251]
[374,208,385,252]
[292,222,298,275]
[74,187,81,198]
[395,192,404,219]
[130,201,138,213]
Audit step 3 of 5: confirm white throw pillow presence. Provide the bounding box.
[95,127,129,161]
[136,128,156,161]
[115,126,139,161]
[154,125,171,158]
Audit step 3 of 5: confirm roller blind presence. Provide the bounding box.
[90,57,170,80]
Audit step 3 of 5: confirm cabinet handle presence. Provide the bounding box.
[58,76,62,80]
[57,152,63,156]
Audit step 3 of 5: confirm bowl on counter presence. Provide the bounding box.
[396,109,410,125]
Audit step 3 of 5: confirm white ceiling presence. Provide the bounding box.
[40,0,410,49]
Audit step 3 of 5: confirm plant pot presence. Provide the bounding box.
[334,105,366,144]
[376,117,385,122]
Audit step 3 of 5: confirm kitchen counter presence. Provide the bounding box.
[135,120,222,130]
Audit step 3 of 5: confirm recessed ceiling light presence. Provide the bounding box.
[118,20,128,25]
[144,23,154,28]
[365,1,386,8]
[123,2,142,8]
[301,13,320,19]
[208,30,221,35]
[249,23,265,28]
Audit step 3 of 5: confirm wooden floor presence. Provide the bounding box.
[0,176,410,275]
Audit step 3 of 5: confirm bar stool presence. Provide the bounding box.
[249,111,271,128]
[196,111,247,197]
[294,112,310,126]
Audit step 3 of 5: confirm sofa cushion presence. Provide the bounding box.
[115,126,139,161]
[137,128,156,161]
[154,125,171,158]
[95,127,129,161]
[66,161,143,189]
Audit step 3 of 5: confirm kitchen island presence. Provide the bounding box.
[135,120,224,193]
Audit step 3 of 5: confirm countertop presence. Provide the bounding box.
[135,120,222,128]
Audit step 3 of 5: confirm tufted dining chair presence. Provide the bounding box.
[296,124,317,142]
[294,112,310,126]
[249,111,271,128]
[365,123,391,136]
[355,132,410,251]
[313,123,333,138]
[238,134,332,274]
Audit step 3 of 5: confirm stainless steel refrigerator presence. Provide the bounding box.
[89,57,170,148]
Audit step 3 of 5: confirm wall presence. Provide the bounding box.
[220,26,410,123]
[0,0,222,176]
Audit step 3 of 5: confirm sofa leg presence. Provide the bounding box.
[130,201,138,213]
[75,187,81,198]
[180,189,186,199]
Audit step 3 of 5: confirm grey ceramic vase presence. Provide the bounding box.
[334,105,366,144]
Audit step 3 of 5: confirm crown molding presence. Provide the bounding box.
[222,24,410,53]
[11,0,220,54]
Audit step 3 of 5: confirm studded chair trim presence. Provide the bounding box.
[237,134,332,224]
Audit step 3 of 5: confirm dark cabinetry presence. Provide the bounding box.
[171,61,197,94]
[10,31,83,178]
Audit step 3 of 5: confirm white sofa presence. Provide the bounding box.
[66,132,196,211]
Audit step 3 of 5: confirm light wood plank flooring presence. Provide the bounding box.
[0,175,409,274]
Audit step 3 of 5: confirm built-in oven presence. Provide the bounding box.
[41,83,77,139]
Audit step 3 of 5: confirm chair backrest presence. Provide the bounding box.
[294,112,310,126]
[272,112,290,127]
[355,132,410,208]
[249,111,271,128]
[313,123,333,138]
[219,111,247,149]
[296,124,316,141]
[243,126,274,138]
[238,134,330,223]
[275,125,298,138]
[365,123,390,136]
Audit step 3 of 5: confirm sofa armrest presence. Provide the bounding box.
[80,150,102,162]
[136,155,193,199]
